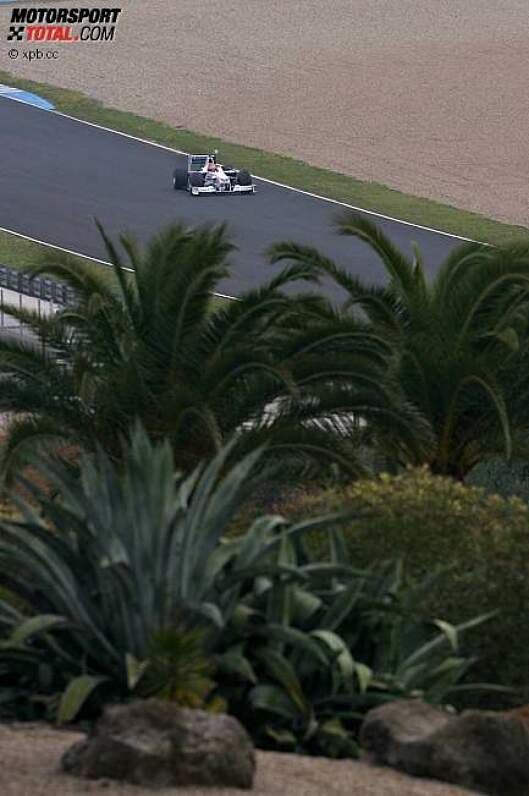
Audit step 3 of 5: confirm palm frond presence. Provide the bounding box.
[334,211,417,300]
[0,415,77,483]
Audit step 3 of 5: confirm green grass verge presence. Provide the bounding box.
[2,70,528,246]
[0,230,94,271]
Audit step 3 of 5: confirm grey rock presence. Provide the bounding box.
[360,699,451,765]
[62,699,255,789]
[360,700,529,795]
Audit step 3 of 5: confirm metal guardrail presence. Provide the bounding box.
[0,263,77,307]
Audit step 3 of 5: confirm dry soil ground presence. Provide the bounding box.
[2,0,529,226]
[0,723,478,796]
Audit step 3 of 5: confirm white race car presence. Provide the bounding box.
[173,153,256,196]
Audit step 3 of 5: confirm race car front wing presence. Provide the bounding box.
[190,183,256,196]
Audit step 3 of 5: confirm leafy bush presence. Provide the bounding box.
[276,466,529,701]
[0,434,499,755]
[217,548,496,757]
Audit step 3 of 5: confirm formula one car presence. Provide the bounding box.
[172,153,256,196]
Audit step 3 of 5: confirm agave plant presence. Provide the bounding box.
[270,214,529,478]
[0,425,363,722]
[0,220,427,480]
[0,425,260,719]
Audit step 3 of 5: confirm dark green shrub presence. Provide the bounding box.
[276,466,529,701]
[217,550,496,757]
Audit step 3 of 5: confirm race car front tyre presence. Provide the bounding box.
[237,169,252,186]
[173,168,187,190]
[188,172,206,188]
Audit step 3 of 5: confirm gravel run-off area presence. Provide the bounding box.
[2,0,529,227]
[0,723,478,796]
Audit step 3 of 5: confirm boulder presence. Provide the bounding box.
[423,711,529,795]
[360,700,529,795]
[62,699,255,789]
[359,699,451,765]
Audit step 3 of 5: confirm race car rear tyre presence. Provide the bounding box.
[237,169,252,187]
[173,168,187,190]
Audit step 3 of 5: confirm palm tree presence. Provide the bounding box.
[0,221,425,478]
[270,213,529,479]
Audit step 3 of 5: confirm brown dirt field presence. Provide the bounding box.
[0,722,478,796]
[2,1,529,226]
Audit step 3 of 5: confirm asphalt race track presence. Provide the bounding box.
[0,98,462,299]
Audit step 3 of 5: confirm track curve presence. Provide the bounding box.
[0,98,461,299]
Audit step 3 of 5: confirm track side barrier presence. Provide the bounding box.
[0,263,76,306]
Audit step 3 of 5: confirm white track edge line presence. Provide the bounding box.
[0,226,239,302]
[54,109,188,155]
[52,109,483,245]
